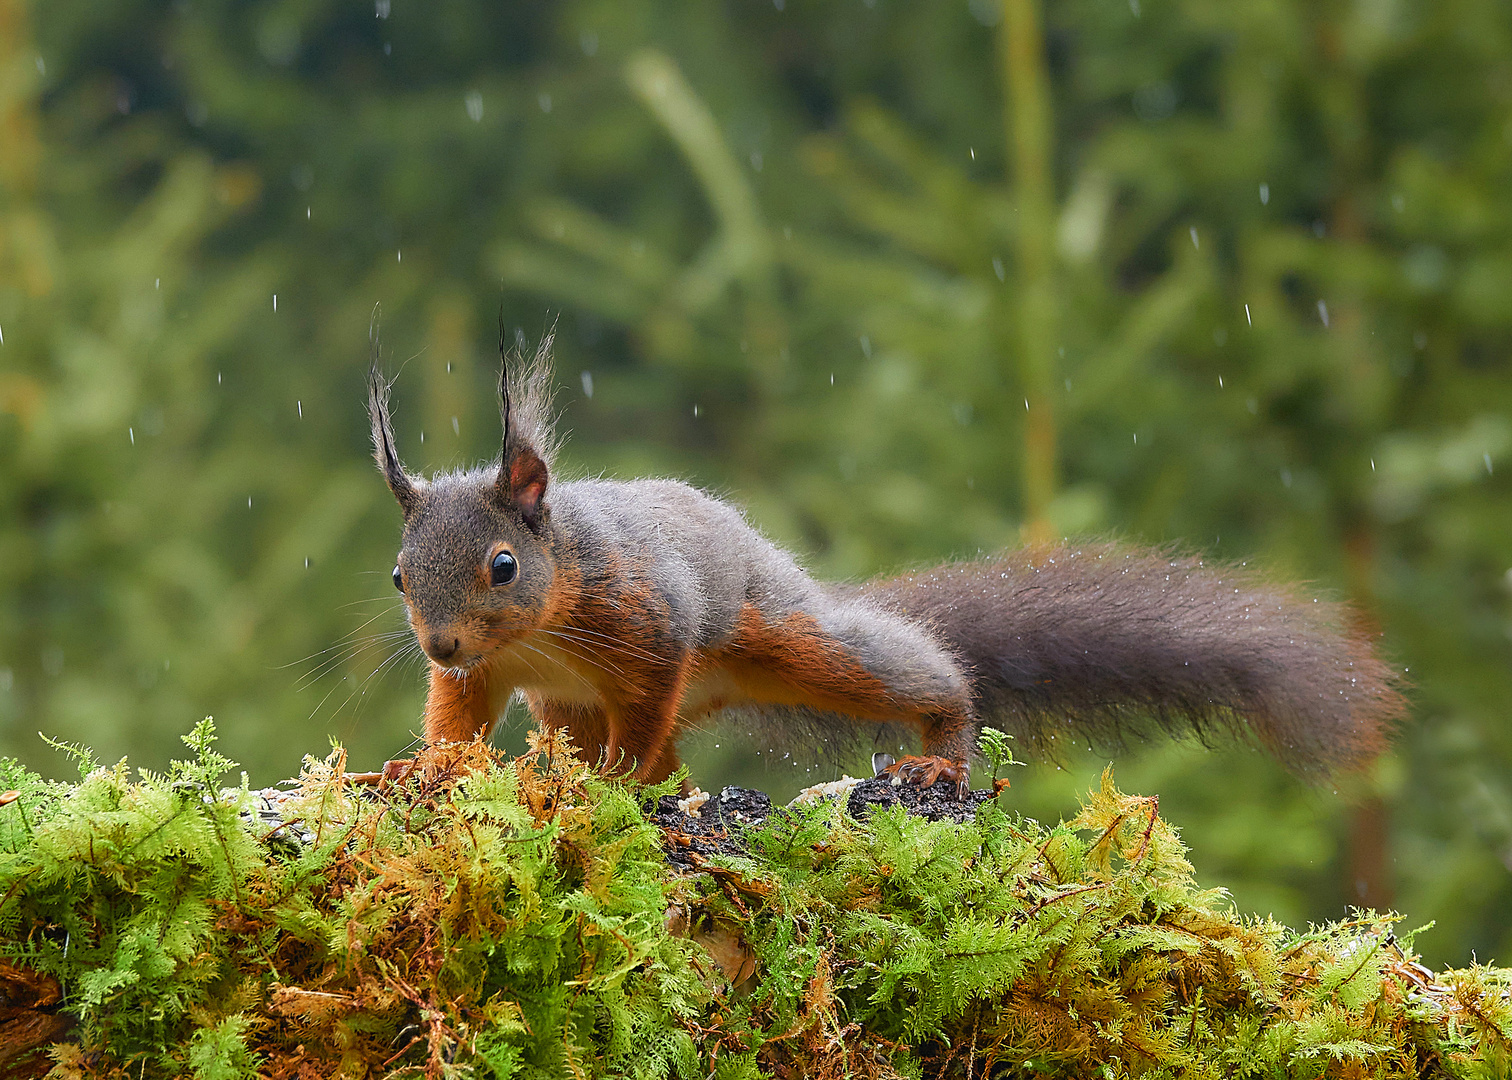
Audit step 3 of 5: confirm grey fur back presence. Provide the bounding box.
[551,478,818,649]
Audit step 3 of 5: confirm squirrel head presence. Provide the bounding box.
[367,331,562,670]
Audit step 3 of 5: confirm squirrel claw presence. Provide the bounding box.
[379,758,417,787]
[345,759,416,789]
[882,755,970,800]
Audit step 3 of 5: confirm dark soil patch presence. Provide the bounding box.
[653,776,997,868]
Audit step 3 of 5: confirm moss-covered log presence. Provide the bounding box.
[0,722,1505,1079]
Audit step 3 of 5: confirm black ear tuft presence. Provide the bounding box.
[367,322,421,516]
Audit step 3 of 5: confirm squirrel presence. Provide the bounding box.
[364,335,1404,797]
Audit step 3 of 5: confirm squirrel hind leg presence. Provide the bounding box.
[715,600,978,796]
[886,708,976,799]
[882,755,971,800]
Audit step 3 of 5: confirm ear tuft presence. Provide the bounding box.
[368,361,421,516]
[495,324,559,529]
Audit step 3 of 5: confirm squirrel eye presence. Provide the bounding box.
[490,550,518,586]
[392,565,403,592]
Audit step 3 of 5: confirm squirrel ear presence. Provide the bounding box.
[496,355,550,528]
[504,449,549,525]
[368,362,421,517]
[495,321,559,529]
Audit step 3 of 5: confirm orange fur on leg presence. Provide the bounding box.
[708,604,976,793]
[423,663,500,743]
[603,658,690,783]
[529,698,611,767]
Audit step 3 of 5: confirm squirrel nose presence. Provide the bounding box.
[427,635,461,662]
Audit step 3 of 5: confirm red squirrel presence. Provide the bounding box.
[366,336,1403,796]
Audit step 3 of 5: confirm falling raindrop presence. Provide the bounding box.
[1486,453,1494,475]
[580,32,599,56]
[859,335,872,359]
[218,372,222,384]
[750,150,763,172]
[249,496,253,508]
[969,147,976,160]
[375,0,389,16]
[1244,303,1252,325]
[304,557,310,569]
[992,256,1005,282]
[1189,226,1199,249]
[693,404,700,418]
[273,293,278,311]
[306,206,311,219]
[538,92,552,113]
[1218,375,1224,388]
[465,91,484,122]
[1317,300,1329,328]
[397,250,402,262]
[155,278,160,289]
[297,400,302,418]
[829,373,834,386]
[451,416,459,435]
[1259,182,1269,205]
[129,427,135,445]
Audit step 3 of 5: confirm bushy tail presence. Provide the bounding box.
[862,545,1405,774]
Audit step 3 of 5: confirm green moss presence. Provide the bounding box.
[0,723,1505,1079]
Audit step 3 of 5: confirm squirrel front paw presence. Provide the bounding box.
[346,758,418,788]
[879,755,970,800]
